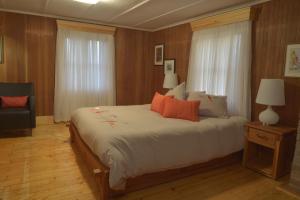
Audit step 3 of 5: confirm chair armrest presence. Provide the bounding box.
[29,96,36,128]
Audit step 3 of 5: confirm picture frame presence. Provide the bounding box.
[154,44,164,65]
[285,44,300,77]
[164,59,175,74]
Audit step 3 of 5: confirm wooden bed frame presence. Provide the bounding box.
[69,122,243,200]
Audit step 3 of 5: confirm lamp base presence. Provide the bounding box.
[259,105,279,126]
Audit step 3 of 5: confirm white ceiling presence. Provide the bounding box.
[0,0,264,31]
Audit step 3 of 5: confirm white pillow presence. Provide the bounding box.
[187,92,228,117]
[166,82,186,100]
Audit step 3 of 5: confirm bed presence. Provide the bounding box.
[70,104,247,199]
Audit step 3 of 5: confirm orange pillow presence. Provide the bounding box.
[162,98,200,122]
[151,92,173,114]
[1,96,28,108]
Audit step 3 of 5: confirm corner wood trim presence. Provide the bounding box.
[57,20,116,35]
[190,7,250,32]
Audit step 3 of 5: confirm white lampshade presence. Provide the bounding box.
[256,79,285,126]
[163,73,178,89]
[256,79,285,106]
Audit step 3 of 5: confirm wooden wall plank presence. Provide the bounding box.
[0,11,152,115]
[0,11,56,116]
[150,0,300,127]
[0,12,6,82]
[26,15,56,116]
[115,28,152,105]
[1,0,299,126]
[150,24,192,96]
[2,12,27,82]
[251,0,300,126]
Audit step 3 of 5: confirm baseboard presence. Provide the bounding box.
[36,116,54,125]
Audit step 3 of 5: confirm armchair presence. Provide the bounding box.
[0,83,36,130]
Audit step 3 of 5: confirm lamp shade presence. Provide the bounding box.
[256,79,285,106]
[163,73,178,89]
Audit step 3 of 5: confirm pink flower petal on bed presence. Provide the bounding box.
[102,120,117,127]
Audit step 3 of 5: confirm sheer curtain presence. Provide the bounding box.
[187,21,251,119]
[54,27,115,122]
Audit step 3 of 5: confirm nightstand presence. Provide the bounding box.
[243,122,297,179]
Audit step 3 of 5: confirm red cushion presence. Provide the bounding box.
[162,98,200,121]
[1,96,28,108]
[151,92,173,114]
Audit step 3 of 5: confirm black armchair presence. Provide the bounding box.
[0,83,36,130]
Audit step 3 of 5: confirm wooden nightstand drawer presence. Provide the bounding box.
[248,128,276,148]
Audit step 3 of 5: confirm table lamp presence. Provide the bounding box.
[163,73,178,89]
[256,79,285,125]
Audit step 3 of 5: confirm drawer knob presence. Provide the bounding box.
[256,133,267,140]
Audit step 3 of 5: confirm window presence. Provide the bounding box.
[187,21,251,118]
[54,28,115,122]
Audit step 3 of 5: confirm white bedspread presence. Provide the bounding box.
[71,104,247,190]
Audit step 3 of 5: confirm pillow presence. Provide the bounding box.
[186,91,206,99]
[151,92,173,114]
[187,93,228,117]
[165,82,186,100]
[162,98,200,122]
[1,96,28,108]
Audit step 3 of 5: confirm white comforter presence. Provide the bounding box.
[71,105,247,190]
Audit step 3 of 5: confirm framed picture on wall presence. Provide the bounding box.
[164,59,175,74]
[154,44,164,65]
[285,44,300,77]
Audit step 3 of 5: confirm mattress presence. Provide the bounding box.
[71,104,247,190]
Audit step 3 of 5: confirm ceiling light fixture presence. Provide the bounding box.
[74,0,101,4]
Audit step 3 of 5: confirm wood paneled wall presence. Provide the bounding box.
[0,12,154,115]
[149,0,300,127]
[0,12,56,116]
[251,0,300,126]
[150,24,192,95]
[1,0,300,125]
[115,28,152,105]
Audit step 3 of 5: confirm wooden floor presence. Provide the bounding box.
[0,123,297,200]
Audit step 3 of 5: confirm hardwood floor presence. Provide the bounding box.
[0,124,297,200]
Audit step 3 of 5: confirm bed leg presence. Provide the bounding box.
[94,169,110,200]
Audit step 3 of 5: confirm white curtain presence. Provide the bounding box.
[54,27,115,122]
[187,21,251,119]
